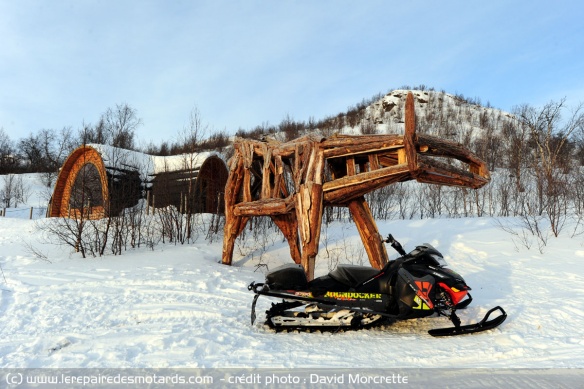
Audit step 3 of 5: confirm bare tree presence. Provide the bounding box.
[16,128,75,185]
[278,114,302,142]
[82,103,141,149]
[517,99,584,236]
[0,128,17,174]
[40,127,76,187]
[177,106,209,242]
[519,99,583,176]
[473,123,502,171]
[1,174,16,207]
[18,133,45,172]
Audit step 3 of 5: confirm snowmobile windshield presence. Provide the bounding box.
[430,254,448,267]
[409,244,448,267]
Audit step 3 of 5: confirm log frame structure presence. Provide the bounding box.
[222,92,490,280]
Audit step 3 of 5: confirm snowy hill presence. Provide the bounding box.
[365,89,516,138]
[1,175,584,381]
[315,89,517,152]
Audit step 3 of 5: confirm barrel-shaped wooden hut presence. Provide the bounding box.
[49,144,228,219]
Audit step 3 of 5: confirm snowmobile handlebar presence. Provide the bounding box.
[248,281,267,294]
[385,234,407,256]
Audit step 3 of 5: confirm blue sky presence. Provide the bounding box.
[1,0,583,146]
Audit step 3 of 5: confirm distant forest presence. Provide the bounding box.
[2,85,584,253]
[1,85,583,202]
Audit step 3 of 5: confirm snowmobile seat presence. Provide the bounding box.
[328,265,381,289]
[266,264,308,290]
[308,275,350,296]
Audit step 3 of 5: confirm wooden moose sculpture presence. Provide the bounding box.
[221,92,490,280]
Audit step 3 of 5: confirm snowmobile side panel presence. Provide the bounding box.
[396,268,436,317]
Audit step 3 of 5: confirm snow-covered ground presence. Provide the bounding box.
[1,174,584,386]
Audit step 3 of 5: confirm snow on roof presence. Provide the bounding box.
[87,144,224,176]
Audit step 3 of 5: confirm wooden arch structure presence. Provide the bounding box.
[222,92,490,279]
[49,145,110,219]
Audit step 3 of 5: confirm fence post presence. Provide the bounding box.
[30,207,34,220]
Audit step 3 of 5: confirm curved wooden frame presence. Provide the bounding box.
[49,145,110,219]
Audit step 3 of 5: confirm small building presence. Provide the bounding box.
[49,144,228,219]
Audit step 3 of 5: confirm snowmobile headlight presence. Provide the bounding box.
[430,254,448,267]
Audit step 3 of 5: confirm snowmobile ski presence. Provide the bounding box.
[428,306,507,337]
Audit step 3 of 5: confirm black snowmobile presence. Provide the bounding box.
[248,234,506,336]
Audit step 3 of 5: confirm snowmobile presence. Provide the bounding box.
[248,234,507,336]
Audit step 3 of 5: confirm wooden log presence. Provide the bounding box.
[312,145,325,185]
[304,143,317,183]
[323,139,404,159]
[256,134,324,159]
[222,213,249,265]
[416,155,489,189]
[261,144,273,199]
[323,164,410,194]
[233,196,295,216]
[325,171,412,205]
[295,184,309,252]
[404,92,419,175]
[368,154,380,171]
[416,133,490,180]
[272,155,284,198]
[293,143,302,189]
[300,144,326,279]
[378,154,399,167]
[322,134,402,149]
[347,197,388,269]
[222,152,247,265]
[346,157,356,176]
[271,212,302,265]
[397,148,406,165]
[239,135,323,160]
[296,181,323,280]
[278,169,290,198]
[243,167,252,202]
[221,222,240,265]
[299,142,313,184]
[416,170,489,189]
[240,140,255,169]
